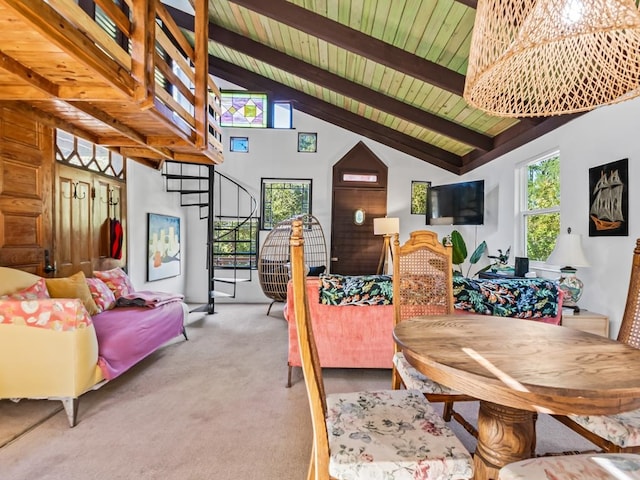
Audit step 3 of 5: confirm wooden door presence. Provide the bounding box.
[0,107,53,275]
[54,164,127,277]
[330,142,388,275]
[55,164,93,277]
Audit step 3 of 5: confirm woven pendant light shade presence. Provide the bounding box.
[464,0,640,117]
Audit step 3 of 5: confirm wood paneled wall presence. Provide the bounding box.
[0,106,53,275]
[0,105,126,276]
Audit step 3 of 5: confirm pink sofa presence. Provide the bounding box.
[283,274,564,387]
[284,277,395,387]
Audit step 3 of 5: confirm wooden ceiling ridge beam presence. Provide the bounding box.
[210,58,462,174]
[226,0,466,97]
[460,114,581,173]
[165,7,491,151]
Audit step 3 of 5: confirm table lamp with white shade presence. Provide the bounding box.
[546,228,590,312]
[373,217,399,275]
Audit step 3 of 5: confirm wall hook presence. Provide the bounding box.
[62,182,86,200]
[101,188,119,207]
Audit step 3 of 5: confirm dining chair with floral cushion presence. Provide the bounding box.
[289,220,473,480]
[391,230,479,438]
[552,238,640,453]
[498,453,640,479]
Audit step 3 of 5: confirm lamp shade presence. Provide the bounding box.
[546,233,590,268]
[464,0,640,117]
[373,217,399,235]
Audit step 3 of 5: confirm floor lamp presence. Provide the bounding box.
[374,217,399,275]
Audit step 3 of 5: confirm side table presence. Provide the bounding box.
[561,310,609,338]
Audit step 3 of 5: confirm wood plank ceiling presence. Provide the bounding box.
[167,0,580,175]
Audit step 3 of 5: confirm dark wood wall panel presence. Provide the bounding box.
[0,107,52,274]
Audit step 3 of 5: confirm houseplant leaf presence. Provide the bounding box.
[450,230,467,266]
[469,241,488,265]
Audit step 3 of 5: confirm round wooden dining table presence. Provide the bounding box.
[393,314,640,480]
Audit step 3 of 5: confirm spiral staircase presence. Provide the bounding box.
[162,161,258,313]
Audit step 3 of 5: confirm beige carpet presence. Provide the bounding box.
[0,303,598,479]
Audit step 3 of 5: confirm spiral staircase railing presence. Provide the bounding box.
[163,161,258,313]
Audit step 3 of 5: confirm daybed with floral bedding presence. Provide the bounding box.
[452,276,563,324]
[284,273,563,386]
[0,267,187,427]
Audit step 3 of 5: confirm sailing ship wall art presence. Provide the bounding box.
[589,158,628,237]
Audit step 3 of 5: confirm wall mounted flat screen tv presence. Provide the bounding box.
[427,180,484,225]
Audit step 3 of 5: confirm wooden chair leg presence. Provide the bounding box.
[451,408,479,438]
[442,400,454,421]
[391,366,403,390]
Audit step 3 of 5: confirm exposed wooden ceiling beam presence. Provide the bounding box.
[167,6,491,151]
[66,100,175,160]
[227,0,466,97]
[0,50,59,97]
[210,58,462,173]
[460,114,580,173]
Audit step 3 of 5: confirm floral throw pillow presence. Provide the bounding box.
[93,267,134,299]
[86,277,117,313]
[1,278,51,301]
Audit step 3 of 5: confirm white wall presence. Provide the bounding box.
[126,160,188,295]
[127,94,640,337]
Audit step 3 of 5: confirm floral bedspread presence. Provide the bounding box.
[319,274,393,306]
[453,276,560,319]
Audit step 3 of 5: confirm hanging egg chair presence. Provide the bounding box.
[258,214,328,314]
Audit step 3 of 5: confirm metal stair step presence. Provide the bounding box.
[210,290,233,298]
[212,277,250,283]
[170,189,208,194]
[163,173,208,180]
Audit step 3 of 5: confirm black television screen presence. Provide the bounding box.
[427,180,484,225]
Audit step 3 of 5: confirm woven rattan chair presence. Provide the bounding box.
[391,230,479,438]
[551,238,640,453]
[289,220,473,480]
[499,453,640,479]
[258,214,327,315]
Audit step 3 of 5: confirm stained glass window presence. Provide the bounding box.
[221,91,268,128]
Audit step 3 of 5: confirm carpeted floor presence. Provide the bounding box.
[0,303,598,479]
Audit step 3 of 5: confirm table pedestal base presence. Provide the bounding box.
[473,401,536,480]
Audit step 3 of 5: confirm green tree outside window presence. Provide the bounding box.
[524,154,560,261]
[261,179,312,229]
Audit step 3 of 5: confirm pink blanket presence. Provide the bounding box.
[92,302,186,380]
[116,291,184,308]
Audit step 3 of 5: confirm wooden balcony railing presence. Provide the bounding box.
[0,0,223,167]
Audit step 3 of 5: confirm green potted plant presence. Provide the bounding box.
[445,230,490,277]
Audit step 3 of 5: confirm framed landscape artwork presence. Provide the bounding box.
[588,158,628,237]
[147,213,181,281]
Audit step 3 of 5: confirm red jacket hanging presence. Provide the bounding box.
[110,218,123,259]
